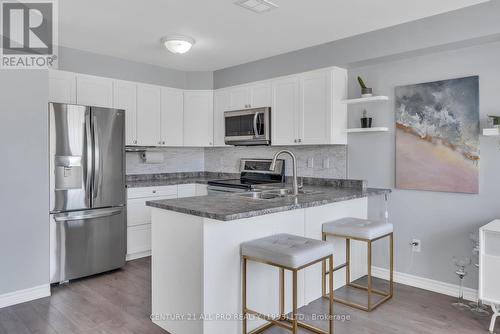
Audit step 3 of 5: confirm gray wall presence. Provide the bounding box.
[349,41,500,289]
[58,46,213,89]
[0,70,49,294]
[213,0,500,88]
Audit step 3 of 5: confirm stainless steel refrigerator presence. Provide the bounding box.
[49,102,126,283]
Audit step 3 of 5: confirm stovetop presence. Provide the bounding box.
[207,158,285,189]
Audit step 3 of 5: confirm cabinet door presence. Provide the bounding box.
[161,88,184,146]
[76,74,113,108]
[183,91,214,147]
[272,77,300,146]
[49,70,76,104]
[229,86,250,110]
[213,89,230,147]
[113,80,137,146]
[249,82,272,108]
[299,70,332,145]
[137,84,161,146]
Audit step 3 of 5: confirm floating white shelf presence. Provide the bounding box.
[341,96,389,105]
[346,127,389,133]
[483,128,500,136]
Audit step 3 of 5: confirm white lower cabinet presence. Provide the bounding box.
[126,183,207,260]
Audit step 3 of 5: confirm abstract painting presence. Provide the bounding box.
[395,76,479,193]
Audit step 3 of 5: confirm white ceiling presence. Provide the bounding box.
[59,0,488,71]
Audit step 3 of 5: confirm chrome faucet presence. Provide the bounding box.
[270,150,299,196]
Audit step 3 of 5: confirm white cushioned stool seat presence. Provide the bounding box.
[322,217,393,240]
[241,233,333,269]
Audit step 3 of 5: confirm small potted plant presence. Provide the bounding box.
[357,76,373,97]
[361,109,372,128]
[488,115,500,128]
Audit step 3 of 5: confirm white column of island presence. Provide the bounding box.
[147,189,386,334]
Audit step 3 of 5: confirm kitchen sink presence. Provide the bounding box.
[236,191,281,200]
[236,188,323,200]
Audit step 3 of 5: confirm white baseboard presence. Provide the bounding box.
[372,266,478,302]
[0,284,51,309]
[126,250,151,261]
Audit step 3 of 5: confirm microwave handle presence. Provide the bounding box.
[253,112,259,138]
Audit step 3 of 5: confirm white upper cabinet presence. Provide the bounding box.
[76,74,113,108]
[49,70,76,104]
[271,67,347,146]
[248,82,272,108]
[227,82,272,110]
[183,91,214,147]
[298,70,332,145]
[213,89,230,147]
[113,80,137,146]
[137,84,161,146]
[161,87,184,146]
[272,76,300,146]
[229,86,250,110]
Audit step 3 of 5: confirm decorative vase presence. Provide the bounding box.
[361,117,372,128]
[361,87,373,97]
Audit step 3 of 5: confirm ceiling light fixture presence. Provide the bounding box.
[161,35,195,54]
[234,0,278,13]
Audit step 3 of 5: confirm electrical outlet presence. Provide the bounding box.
[307,157,314,168]
[323,158,330,169]
[411,239,421,252]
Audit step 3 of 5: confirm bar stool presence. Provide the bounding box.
[241,233,334,334]
[321,217,393,311]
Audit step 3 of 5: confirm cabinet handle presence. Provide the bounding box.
[133,140,137,144]
[162,141,165,145]
[152,190,156,194]
[294,139,298,143]
[298,138,302,143]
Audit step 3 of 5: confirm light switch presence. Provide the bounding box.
[307,157,314,168]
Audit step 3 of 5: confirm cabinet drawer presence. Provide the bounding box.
[127,194,177,227]
[127,224,151,255]
[127,185,178,199]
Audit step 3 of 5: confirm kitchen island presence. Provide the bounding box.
[147,181,389,334]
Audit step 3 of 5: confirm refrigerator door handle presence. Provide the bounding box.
[92,115,101,199]
[53,208,122,222]
[85,113,93,206]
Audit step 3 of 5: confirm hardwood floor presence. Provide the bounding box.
[0,257,493,334]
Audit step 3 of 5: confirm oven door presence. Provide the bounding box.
[224,107,270,145]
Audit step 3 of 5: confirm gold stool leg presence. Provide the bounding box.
[390,233,394,297]
[292,270,298,334]
[346,238,350,286]
[322,233,327,298]
[367,240,372,311]
[279,267,285,319]
[328,255,334,334]
[242,257,247,334]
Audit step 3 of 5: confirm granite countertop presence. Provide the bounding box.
[126,172,239,188]
[146,183,390,221]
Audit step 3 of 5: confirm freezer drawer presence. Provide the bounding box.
[50,207,126,283]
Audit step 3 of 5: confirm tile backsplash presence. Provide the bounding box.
[126,147,204,175]
[204,145,347,178]
[126,145,347,179]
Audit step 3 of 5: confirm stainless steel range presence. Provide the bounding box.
[208,159,285,193]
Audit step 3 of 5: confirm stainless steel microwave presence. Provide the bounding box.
[224,107,271,146]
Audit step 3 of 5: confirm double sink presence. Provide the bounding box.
[236,187,322,200]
